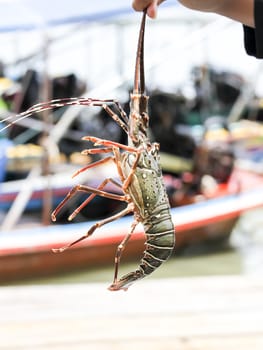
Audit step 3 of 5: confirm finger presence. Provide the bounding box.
[132,0,153,12]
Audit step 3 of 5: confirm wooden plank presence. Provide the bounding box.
[0,275,262,349]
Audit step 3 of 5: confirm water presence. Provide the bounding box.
[230,207,263,276]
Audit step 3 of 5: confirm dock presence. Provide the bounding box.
[0,275,263,349]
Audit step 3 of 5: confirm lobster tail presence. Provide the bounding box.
[108,229,175,291]
[140,208,175,275]
[108,207,175,291]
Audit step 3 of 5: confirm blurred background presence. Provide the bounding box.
[0,1,263,348]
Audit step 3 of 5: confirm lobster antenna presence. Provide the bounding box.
[134,10,146,94]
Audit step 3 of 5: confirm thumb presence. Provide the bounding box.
[147,0,158,18]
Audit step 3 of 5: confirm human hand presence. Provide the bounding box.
[132,0,166,19]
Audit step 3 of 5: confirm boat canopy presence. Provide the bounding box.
[0,0,177,32]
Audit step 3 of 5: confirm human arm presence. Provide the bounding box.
[178,0,255,27]
[132,0,255,27]
[132,1,263,58]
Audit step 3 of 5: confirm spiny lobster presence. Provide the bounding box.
[0,10,175,291]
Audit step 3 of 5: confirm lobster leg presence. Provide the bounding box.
[68,178,124,221]
[52,203,135,253]
[51,184,128,222]
[81,147,113,155]
[72,156,115,178]
[94,103,128,134]
[90,99,129,125]
[111,219,139,287]
[82,136,138,153]
[123,150,141,191]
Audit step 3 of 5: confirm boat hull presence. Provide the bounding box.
[1,180,263,284]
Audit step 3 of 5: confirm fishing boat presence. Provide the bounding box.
[0,165,263,284]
